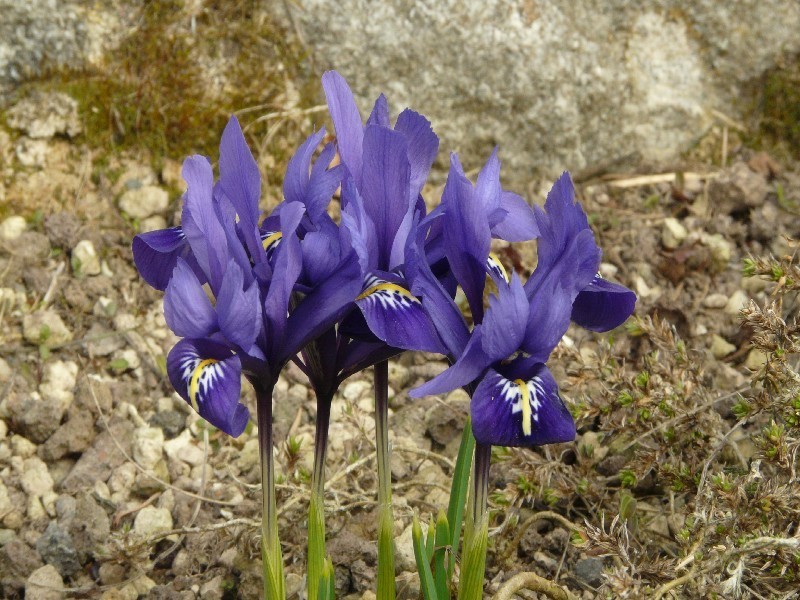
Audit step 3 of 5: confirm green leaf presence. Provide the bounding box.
[412,514,438,600]
[445,418,475,579]
[434,510,451,600]
[316,557,335,600]
[307,491,326,600]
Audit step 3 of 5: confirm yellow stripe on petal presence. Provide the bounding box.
[189,359,218,412]
[261,231,282,251]
[487,253,510,283]
[515,378,532,436]
[357,282,416,301]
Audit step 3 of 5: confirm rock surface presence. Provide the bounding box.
[280,0,800,182]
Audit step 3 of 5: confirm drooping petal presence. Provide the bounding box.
[356,275,446,354]
[490,191,540,242]
[132,226,203,291]
[360,125,412,269]
[394,108,439,201]
[470,366,575,447]
[167,338,249,437]
[322,71,364,186]
[218,116,263,263]
[216,259,262,350]
[572,276,637,332]
[181,156,228,291]
[163,257,217,338]
[410,326,492,397]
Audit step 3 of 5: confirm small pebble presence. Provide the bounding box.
[71,240,101,276]
[661,217,687,250]
[0,216,27,241]
[702,293,728,309]
[724,290,750,315]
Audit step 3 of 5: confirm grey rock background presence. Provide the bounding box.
[278,0,800,182]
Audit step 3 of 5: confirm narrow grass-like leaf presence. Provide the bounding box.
[377,505,396,600]
[317,557,335,600]
[413,514,438,600]
[308,491,326,600]
[446,418,475,578]
[426,516,436,561]
[457,513,488,600]
[434,510,451,600]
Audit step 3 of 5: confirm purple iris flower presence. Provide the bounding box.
[410,168,636,447]
[132,117,360,437]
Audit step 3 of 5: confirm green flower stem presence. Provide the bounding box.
[308,394,334,600]
[255,380,285,600]
[375,360,396,600]
[458,442,491,600]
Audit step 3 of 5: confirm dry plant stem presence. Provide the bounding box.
[499,511,582,562]
[492,571,579,600]
[374,360,396,600]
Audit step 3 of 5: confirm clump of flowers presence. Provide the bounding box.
[132,71,635,599]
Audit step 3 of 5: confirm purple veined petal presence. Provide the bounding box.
[132,226,202,291]
[164,257,218,338]
[470,365,575,447]
[442,153,491,323]
[301,229,341,285]
[356,275,446,354]
[322,71,364,188]
[181,156,228,291]
[410,325,492,397]
[360,125,412,269]
[218,116,263,264]
[283,128,327,206]
[405,225,470,358]
[340,178,378,273]
[367,93,391,128]
[216,259,262,350]
[480,273,529,361]
[167,338,249,437]
[214,192,256,285]
[521,276,573,364]
[394,108,439,202]
[490,191,540,242]
[281,252,363,364]
[474,147,502,216]
[572,276,636,332]
[304,143,343,223]
[263,202,304,359]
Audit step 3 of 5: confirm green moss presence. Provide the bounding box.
[745,53,800,158]
[11,1,318,169]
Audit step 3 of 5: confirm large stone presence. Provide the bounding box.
[59,418,134,494]
[35,522,80,578]
[280,1,800,183]
[22,310,73,347]
[6,91,81,139]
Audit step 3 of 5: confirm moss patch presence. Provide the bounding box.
[745,53,800,158]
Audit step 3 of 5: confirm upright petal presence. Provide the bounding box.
[340,178,379,274]
[283,129,326,206]
[164,257,217,339]
[218,117,263,263]
[360,125,412,269]
[572,276,636,332]
[480,273,529,361]
[394,108,439,201]
[474,147,502,216]
[471,366,575,447]
[181,156,228,291]
[167,339,249,437]
[322,71,364,186]
[442,154,491,322]
[367,93,391,128]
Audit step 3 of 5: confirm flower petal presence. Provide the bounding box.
[360,125,412,268]
[283,128,326,205]
[410,326,491,397]
[218,116,263,263]
[164,257,217,338]
[394,108,439,201]
[367,93,391,127]
[216,259,262,350]
[322,71,364,186]
[167,339,249,437]
[481,273,529,361]
[572,276,636,332]
[356,276,446,354]
[132,226,202,291]
[471,366,575,447]
[491,191,540,242]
